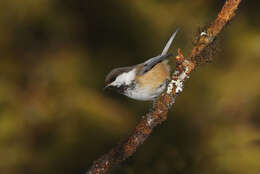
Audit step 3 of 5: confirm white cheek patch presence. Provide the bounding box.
[111,68,136,87]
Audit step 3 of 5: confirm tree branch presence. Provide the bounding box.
[86,0,242,173]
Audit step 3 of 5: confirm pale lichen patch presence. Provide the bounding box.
[201,31,207,36]
[147,116,154,127]
[167,81,174,94]
[167,66,189,94]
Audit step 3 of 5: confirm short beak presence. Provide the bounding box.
[103,85,110,91]
[103,85,115,91]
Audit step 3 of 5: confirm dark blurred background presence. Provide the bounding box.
[0,0,259,174]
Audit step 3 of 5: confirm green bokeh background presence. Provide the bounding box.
[0,0,259,174]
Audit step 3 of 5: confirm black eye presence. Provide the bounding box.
[109,77,116,84]
[105,75,117,85]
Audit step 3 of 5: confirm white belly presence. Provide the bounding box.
[125,83,166,101]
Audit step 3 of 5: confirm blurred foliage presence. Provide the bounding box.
[0,0,259,174]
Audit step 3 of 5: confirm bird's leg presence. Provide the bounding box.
[149,97,158,114]
[150,79,169,113]
[165,78,170,86]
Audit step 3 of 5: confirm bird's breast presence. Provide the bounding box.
[136,61,170,90]
[125,82,167,101]
[124,62,170,101]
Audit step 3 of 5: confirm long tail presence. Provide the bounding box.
[139,29,179,75]
[161,29,179,56]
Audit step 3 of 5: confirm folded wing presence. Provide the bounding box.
[139,29,178,75]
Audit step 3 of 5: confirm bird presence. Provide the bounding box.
[104,29,178,101]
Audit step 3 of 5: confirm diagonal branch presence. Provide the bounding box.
[86,0,242,173]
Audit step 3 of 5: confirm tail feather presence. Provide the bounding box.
[161,29,179,56]
[138,29,179,75]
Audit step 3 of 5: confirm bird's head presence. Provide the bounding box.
[104,66,136,94]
